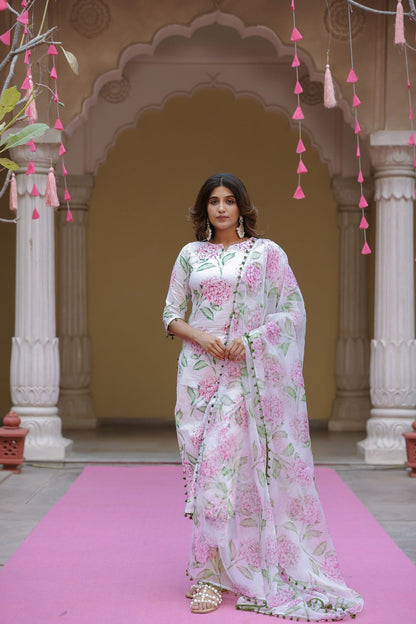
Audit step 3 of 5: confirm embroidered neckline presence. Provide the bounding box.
[204,237,255,251]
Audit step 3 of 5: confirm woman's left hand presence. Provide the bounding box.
[225,337,245,361]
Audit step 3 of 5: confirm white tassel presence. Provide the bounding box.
[324,64,336,108]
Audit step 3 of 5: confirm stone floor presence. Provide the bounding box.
[0,427,415,568]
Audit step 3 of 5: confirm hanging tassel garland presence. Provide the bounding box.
[352,93,361,108]
[346,68,358,83]
[359,216,369,229]
[294,80,303,95]
[54,117,64,131]
[358,194,368,208]
[296,138,306,153]
[25,161,35,175]
[293,185,305,199]
[17,11,29,25]
[66,207,73,222]
[53,89,59,103]
[361,241,371,255]
[50,66,58,80]
[292,53,300,68]
[30,183,39,197]
[64,188,71,202]
[48,44,58,55]
[59,143,66,156]
[9,173,17,211]
[297,159,308,174]
[0,0,7,10]
[45,167,60,207]
[0,30,10,45]
[21,71,31,91]
[291,27,303,42]
[324,64,336,108]
[395,0,405,45]
[292,106,304,120]
[354,120,361,134]
[357,170,364,184]
[356,144,361,158]
[32,207,40,220]
[408,132,415,145]
[26,139,36,152]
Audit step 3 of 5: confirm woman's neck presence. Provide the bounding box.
[210,232,247,250]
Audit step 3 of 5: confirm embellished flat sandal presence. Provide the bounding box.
[190,584,222,614]
[185,584,200,599]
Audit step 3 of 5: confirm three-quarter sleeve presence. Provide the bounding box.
[162,245,192,334]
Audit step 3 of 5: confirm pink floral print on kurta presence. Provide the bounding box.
[163,238,363,621]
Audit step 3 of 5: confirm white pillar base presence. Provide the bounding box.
[13,407,73,460]
[59,390,97,430]
[357,409,416,464]
[329,393,371,431]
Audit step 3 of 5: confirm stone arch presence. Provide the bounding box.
[65,11,365,178]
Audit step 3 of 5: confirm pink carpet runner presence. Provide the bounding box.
[0,466,414,623]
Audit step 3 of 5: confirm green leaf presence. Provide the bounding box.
[272,457,281,478]
[193,360,208,370]
[256,468,266,487]
[180,353,188,367]
[304,529,322,540]
[256,425,267,439]
[200,306,214,320]
[312,541,327,556]
[221,252,235,265]
[179,255,189,274]
[285,317,294,335]
[1,123,48,150]
[0,87,20,121]
[227,499,235,517]
[60,46,79,76]
[201,569,215,579]
[240,517,257,527]
[0,157,18,170]
[196,261,216,272]
[268,287,279,297]
[221,395,234,406]
[285,385,297,400]
[237,565,253,580]
[272,430,288,439]
[229,540,237,560]
[186,386,196,403]
[280,342,290,356]
[261,568,270,582]
[283,520,298,533]
[283,442,294,456]
[252,441,258,461]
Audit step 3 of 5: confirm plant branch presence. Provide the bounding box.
[348,0,416,20]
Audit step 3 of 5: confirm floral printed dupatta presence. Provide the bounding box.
[184,240,363,621]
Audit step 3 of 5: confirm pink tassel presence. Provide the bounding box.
[50,66,58,80]
[45,167,59,208]
[32,207,40,220]
[26,95,37,122]
[64,188,71,202]
[324,64,336,108]
[21,0,28,6]
[297,159,308,174]
[59,143,66,156]
[291,0,295,9]
[296,138,306,153]
[25,160,35,175]
[408,132,415,145]
[62,162,68,176]
[361,241,371,255]
[48,44,58,55]
[293,184,305,199]
[0,30,10,45]
[53,88,59,103]
[409,107,413,121]
[294,80,303,95]
[408,78,411,89]
[54,117,64,131]
[359,216,369,229]
[356,144,361,158]
[292,106,304,120]
[26,138,36,152]
[17,11,29,25]
[291,27,303,42]
[21,71,31,91]
[24,49,31,64]
[395,0,405,45]
[30,183,39,197]
[9,173,17,211]
[358,195,368,208]
[66,207,73,222]
[292,53,300,68]
[354,120,361,135]
[346,68,358,83]
[352,93,361,108]
[357,170,364,184]
[23,25,27,35]
[0,0,7,9]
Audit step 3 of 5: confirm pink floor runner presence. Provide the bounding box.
[0,465,414,623]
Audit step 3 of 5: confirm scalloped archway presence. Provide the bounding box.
[65,12,366,178]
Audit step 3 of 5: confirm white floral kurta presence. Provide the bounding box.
[163,238,363,621]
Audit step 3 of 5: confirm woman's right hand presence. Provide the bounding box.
[196,331,227,360]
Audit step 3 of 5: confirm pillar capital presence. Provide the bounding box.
[57,173,94,209]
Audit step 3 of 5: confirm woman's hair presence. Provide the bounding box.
[189,172,259,241]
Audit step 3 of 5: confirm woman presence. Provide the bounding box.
[163,173,363,620]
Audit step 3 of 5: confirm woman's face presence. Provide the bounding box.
[207,185,239,234]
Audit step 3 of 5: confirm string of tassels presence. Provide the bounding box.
[395,0,405,46]
[290,0,307,200]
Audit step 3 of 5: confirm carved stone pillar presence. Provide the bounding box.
[358,132,416,464]
[329,176,372,431]
[57,174,96,429]
[9,130,72,460]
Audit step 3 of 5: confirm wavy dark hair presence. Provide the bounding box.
[189,173,259,241]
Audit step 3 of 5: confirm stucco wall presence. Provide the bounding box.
[87,89,339,422]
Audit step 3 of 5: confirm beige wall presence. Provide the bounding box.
[88,89,339,423]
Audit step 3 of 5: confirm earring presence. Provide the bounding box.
[206,219,212,241]
[236,215,245,239]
